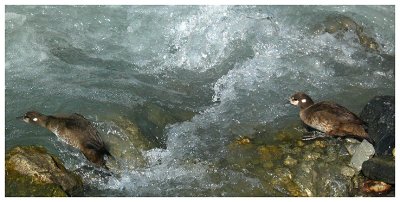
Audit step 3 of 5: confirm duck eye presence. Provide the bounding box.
[32,118,38,122]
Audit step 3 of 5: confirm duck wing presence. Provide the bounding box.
[304,101,365,125]
[65,114,106,150]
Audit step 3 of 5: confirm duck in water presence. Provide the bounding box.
[20,111,112,168]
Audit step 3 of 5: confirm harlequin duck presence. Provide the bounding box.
[20,111,111,168]
[289,92,373,143]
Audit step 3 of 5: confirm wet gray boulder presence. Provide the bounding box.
[362,156,395,185]
[359,96,395,156]
[5,146,83,196]
[349,140,375,171]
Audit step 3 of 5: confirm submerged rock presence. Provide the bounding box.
[5,146,83,196]
[105,116,155,170]
[257,145,284,161]
[362,156,395,185]
[135,102,197,148]
[110,115,157,151]
[273,125,304,142]
[312,14,381,52]
[283,155,298,167]
[225,123,378,196]
[359,96,395,156]
[271,167,308,197]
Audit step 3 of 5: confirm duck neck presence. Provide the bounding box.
[299,100,314,110]
[38,115,51,128]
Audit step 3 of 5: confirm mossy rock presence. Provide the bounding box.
[5,146,83,196]
[270,167,308,196]
[257,145,284,161]
[5,169,68,197]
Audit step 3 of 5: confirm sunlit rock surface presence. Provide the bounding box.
[5,146,83,196]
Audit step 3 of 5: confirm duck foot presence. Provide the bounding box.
[301,131,328,141]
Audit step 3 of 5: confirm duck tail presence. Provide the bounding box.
[102,147,114,159]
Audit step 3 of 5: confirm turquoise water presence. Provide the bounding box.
[5,5,395,196]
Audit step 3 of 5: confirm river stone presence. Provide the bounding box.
[5,146,83,196]
[111,115,157,151]
[341,166,356,177]
[283,155,298,167]
[349,140,375,171]
[361,156,395,184]
[104,116,156,169]
[359,96,395,156]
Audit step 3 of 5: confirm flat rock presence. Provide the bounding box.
[359,96,395,156]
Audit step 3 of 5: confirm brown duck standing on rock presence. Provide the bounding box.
[290,92,374,144]
[19,111,112,168]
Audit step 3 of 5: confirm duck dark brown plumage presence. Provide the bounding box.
[290,92,373,143]
[20,111,111,168]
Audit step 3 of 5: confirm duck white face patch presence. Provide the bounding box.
[301,99,307,103]
[33,117,38,122]
[290,98,299,105]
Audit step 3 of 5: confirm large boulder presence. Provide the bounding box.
[104,116,154,170]
[359,96,395,156]
[361,156,395,185]
[5,146,83,196]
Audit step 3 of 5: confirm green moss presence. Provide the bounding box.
[5,146,83,197]
[6,168,68,197]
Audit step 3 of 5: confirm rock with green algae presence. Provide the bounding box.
[257,145,284,161]
[271,167,308,197]
[226,137,260,170]
[5,146,83,196]
[223,124,363,196]
[283,155,298,167]
[273,124,304,143]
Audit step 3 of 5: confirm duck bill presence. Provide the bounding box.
[16,116,29,123]
[290,99,299,106]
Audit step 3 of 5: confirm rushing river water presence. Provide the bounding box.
[5,5,395,196]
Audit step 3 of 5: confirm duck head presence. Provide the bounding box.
[19,111,48,127]
[290,92,314,110]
